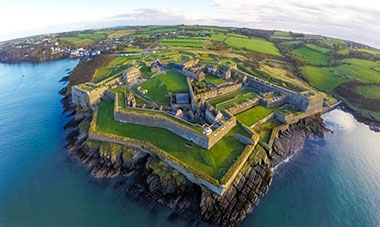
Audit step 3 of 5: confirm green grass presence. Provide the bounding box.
[333,59,380,83]
[210,33,228,42]
[224,36,281,56]
[236,106,273,127]
[52,37,94,47]
[338,48,350,55]
[96,101,249,179]
[208,89,258,110]
[253,119,282,143]
[123,47,143,53]
[138,71,188,105]
[77,32,106,41]
[291,47,329,65]
[160,38,205,48]
[92,65,129,83]
[305,44,331,54]
[354,48,380,55]
[205,73,226,86]
[357,85,380,99]
[301,66,346,92]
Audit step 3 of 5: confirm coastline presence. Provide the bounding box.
[59,71,331,227]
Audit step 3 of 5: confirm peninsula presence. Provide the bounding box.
[2,25,380,226]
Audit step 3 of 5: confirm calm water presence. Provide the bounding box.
[0,60,380,227]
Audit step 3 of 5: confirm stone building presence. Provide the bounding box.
[122,67,141,83]
[205,103,223,124]
[126,92,136,107]
[150,60,162,73]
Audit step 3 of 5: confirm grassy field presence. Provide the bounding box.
[305,44,331,54]
[291,47,329,65]
[160,38,205,48]
[138,71,188,105]
[208,89,259,110]
[107,29,136,39]
[301,66,346,92]
[205,73,226,86]
[53,37,94,47]
[253,119,282,143]
[77,32,106,41]
[210,33,228,42]
[236,106,273,127]
[91,65,129,83]
[123,47,143,53]
[224,36,281,56]
[95,101,250,179]
[332,59,380,83]
[357,85,380,99]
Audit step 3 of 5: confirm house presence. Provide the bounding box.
[205,104,223,124]
[126,92,136,107]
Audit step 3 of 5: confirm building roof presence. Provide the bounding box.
[175,93,190,104]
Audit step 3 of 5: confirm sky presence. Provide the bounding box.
[1,0,380,48]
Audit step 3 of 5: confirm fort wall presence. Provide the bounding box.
[194,83,242,102]
[226,98,260,116]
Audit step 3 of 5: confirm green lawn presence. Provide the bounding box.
[236,106,273,127]
[205,73,227,86]
[160,38,205,48]
[95,101,250,179]
[301,66,346,92]
[52,37,94,47]
[305,44,331,54]
[357,85,380,99]
[123,47,143,53]
[138,71,188,105]
[224,36,281,56]
[291,47,329,65]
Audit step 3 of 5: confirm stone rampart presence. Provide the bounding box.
[114,108,210,149]
[226,98,259,115]
[208,116,237,148]
[194,83,242,102]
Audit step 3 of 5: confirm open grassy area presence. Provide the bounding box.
[253,119,282,144]
[123,47,143,53]
[205,73,227,86]
[53,37,94,47]
[91,65,128,83]
[332,59,380,83]
[291,47,329,65]
[77,32,106,41]
[210,33,228,42]
[357,85,380,99]
[107,29,136,39]
[224,36,281,56]
[95,101,250,179]
[301,66,346,92]
[305,44,331,54]
[208,89,259,110]
[138,71,188,105]
[236,106,273,127]
[160,38,205,48]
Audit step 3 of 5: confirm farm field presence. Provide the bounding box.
[291,47,329,65]
[332,59,380,83]
[224,36,282,56]
[107,29,136,39]
[305,44,331,54]
[357,85,380,99]
[236,106,273,127]
[160,38,205,48]
[301,66,346,92]
[95,101,250,180]
[77,32,106,41]
[210,33,228,42]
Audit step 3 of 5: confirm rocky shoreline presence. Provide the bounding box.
[61,96,329,226]
[339,104,380,132]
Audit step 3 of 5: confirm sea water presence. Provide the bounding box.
[0,60,379,227]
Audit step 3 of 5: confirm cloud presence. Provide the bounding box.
[210,0,380,48]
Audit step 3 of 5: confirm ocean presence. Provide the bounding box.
[0,60,379,227]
